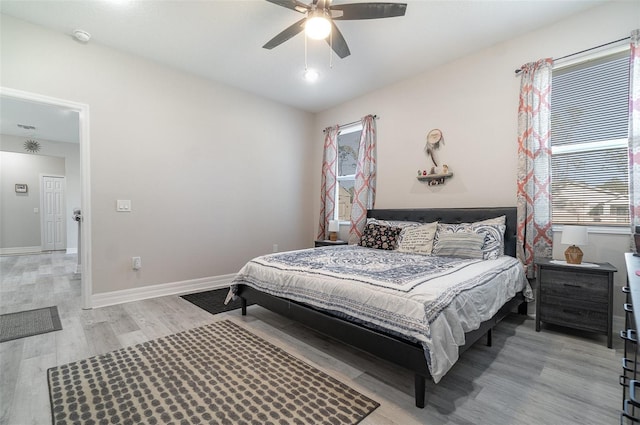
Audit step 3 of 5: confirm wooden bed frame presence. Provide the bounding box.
[236,207,528,408]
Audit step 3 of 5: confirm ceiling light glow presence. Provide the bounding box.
[304,68,319,83]
[305,14,331,40]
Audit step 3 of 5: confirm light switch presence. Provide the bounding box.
[33,208,39,214]
[116,200,132,212]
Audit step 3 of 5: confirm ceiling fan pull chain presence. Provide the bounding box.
[329,29,333,69]
[304,31,308,70]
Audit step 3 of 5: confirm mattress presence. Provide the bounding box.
[227,245,532,382]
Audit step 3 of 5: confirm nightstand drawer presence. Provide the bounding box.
[539,302,608,333]
[540,293,607,314]
[539,269,608,302]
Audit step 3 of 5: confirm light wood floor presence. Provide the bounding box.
[0,252,624,425]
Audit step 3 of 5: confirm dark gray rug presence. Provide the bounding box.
[0,306,62,343]
[48,319,379,425]
[181,287,255,315]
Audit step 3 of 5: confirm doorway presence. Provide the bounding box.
[0,87,92,309]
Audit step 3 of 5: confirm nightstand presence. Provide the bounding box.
[535,258,617,348]
[314,240,348,247]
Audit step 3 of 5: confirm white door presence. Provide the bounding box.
[42,176,66,251]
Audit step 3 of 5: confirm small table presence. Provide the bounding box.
[535,258,617,348]
[314,240,348,247]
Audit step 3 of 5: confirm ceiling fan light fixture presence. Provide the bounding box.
[305,13,331,40]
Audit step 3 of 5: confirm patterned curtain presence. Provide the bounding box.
[317,125,339,240]
[516,58,553,277]
[629,29,640,246]
[348,115,377,244]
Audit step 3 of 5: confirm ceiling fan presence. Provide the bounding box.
[263,0,407,59]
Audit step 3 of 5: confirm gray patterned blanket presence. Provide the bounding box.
[227,245,531,382]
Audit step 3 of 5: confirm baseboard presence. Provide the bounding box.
[91,273,236,309]
[0,246,41,255]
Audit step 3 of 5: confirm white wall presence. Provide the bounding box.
[0,151,65,251]
[1,134,81,252]
[315,1,639,319]
[0,14,316,296]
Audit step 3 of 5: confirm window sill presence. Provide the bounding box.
[552,224,630,235]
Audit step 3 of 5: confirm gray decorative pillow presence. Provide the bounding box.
[434,216,506,260]
[396,222,438,255]
[432,233,486,259]
[359,223,402,250]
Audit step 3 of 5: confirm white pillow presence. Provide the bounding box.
[396,222,438,255]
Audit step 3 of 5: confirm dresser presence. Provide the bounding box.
[622,253,640,423]
[535,258,616,348]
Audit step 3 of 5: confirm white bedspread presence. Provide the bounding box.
[227,245,532,382]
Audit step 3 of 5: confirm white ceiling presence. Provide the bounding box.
[0,0,605,142]
[0,96,80,144]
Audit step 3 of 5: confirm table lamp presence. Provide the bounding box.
[561,225,588,264]
[328,220,339,241]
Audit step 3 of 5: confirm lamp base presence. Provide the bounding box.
[564,245,583,264]
[329,231,337,242]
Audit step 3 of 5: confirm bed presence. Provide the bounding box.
[227,207,532,408]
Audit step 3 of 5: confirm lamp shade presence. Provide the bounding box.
[328,220,340,232]
[561,225,588,246]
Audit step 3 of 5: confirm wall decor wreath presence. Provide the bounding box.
[24,139,41,153]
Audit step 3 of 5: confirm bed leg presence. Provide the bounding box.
[486,328,492,347]
[518,301,528,315]
[414,374,426,408]
[241,297,247,316]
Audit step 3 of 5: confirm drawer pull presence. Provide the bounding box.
[626,303,634,313]
[621,329,638,343]
[562,308,581,315]
[631,380,640,405]
[624,358,637,372]
[620,399,638,423]
[563,283,582,288]
[620,411,640,424]
[623,286,631,294]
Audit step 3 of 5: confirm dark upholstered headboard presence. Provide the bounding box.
[367,207,517,258]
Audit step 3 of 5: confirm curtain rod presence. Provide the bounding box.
[323,114,378,133]
[514,36,631,75]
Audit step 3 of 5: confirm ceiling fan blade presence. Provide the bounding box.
[265,0,309,13]
[263,18,306,49]
[326,21,351,58]
[331,2,407,20]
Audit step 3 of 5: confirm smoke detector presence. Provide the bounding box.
[72,29,91,43]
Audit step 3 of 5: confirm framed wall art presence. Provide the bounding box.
[15,184,28,193]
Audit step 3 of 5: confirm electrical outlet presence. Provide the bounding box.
[273,244,278,253]
[132,256,142,270]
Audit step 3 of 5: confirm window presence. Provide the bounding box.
[550,50,630,226]
[336,124,362,222]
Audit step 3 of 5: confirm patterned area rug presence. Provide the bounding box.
[181,287,255,315]
[0,306,62,343]
[47,320,379,424]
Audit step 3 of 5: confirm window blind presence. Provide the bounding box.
[550,50,630,226]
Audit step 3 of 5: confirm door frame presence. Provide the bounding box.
[40,174,67,251]
[1,87,93,309]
